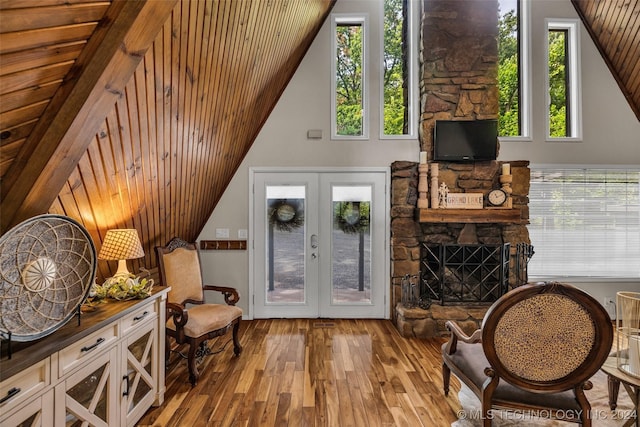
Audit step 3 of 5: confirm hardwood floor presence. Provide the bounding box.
[137,319,462,426]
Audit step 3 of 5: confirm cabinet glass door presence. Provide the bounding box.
[122,322,157,426]
[56,348,117,427]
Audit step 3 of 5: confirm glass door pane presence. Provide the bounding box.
[331,186,372,304]
[265,186,306,304]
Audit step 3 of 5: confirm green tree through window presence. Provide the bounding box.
[383,0,408,135]
[498,6,520,136]
[336,23,363,136]
[548,30,569,137]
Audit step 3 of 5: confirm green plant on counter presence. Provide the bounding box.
[92,273,154,301]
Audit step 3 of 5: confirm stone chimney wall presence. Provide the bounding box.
[389,0,531,336]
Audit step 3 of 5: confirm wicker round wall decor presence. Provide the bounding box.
[0,214,97,342]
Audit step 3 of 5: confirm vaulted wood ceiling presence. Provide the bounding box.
[572,0,640,121]
[0,0,335,281]
[0,0,637,282]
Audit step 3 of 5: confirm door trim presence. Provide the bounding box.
[248,167,390,320]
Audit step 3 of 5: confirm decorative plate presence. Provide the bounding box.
[0,214,97,342]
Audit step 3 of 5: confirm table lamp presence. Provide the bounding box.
[98,229,145,277]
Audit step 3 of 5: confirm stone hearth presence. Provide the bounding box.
[396,303,489,338]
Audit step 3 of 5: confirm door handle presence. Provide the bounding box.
[311,234,318,249]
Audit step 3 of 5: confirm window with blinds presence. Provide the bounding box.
[528,167,640,279]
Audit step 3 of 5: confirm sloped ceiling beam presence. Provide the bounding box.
[0,0,177,233]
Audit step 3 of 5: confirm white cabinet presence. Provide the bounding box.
[0,389,53,427]
[54,347,118,427]
[0,288,168,427]
[120,308,158,426]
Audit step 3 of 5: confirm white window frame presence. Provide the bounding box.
[379,0,419,140]
[498,0,532,142]
[528,165,640,281]
[331,14,369,140]
[544,18,582,142]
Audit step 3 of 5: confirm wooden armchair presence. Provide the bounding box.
[442,281,613,426]
[156,237,242,386]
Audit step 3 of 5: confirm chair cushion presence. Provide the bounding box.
[167,303,242,337]
[163,247,204,303]
[443,341,582,412]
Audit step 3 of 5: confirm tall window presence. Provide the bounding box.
[332,1,417,140]
[546,19,581,140]
[332,15,367,139]
[498,0,530,140]
[381,0,416,138]
[528,168,640,279]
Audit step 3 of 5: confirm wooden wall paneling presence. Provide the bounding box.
[168,5,181,244]
[142,49,160,258]
[201,0,231,221]
[0,3,109,33]
[620,25,640,79]
[181,0,203,241]
[122,70,149,271]
[0,42,85,76]
[173,0,188,240]
[0,100,48,130]
[0,0,105,9]
[0,81,60,114]
[193,0,215,231]
[0,23,97,54]
[572,0,640,120]
[0,61,72,94]
[190,0,217,229]
[130,62,155,265]
[0,139,23,176]
[158,18,173,247]
[604,2,628,55]
[208,0,244,217]
[0,0,177,233]
[0,119,35,148]
[191,0,218,234]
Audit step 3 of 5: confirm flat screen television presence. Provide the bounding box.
[433,120,498,162]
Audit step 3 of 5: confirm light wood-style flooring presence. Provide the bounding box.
[137,319,462,426]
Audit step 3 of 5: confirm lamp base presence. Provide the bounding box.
[114,259,132,277]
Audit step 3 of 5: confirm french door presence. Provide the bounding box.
[251,169,388,318]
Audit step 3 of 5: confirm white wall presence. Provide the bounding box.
[499,0,640,164]
[199,0,640,318]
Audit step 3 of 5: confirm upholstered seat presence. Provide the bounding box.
[157,237,242,386]
[442,281,613,426]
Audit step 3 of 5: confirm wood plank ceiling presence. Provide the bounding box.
[572,0,640,121]
[0,0,335,281]
[0,0,636,282]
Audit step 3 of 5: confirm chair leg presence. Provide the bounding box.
[232,319,243,356]
[187,342,200,386]
[443,362,451,396]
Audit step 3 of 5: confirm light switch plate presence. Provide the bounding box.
[238,229,248,239]
[215,228,229,238]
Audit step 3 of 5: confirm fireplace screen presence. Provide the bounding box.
[420,243,510,305]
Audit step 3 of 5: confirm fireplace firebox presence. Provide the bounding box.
[420,243,510,305]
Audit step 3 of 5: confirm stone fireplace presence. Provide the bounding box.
[390,0,531,338]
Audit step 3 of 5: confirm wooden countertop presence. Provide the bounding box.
[0,287,169,381]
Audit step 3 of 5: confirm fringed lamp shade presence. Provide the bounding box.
[98,229,144,277]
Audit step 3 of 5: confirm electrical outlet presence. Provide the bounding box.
[603,296,615,307]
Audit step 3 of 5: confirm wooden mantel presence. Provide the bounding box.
[417,208,526,224]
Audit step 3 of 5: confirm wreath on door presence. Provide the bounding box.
[268,199,305,232]
[334,201,370,234]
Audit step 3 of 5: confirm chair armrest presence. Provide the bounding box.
[443,320,482,355]
[203,285,240,306]
[166,301,189,327]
